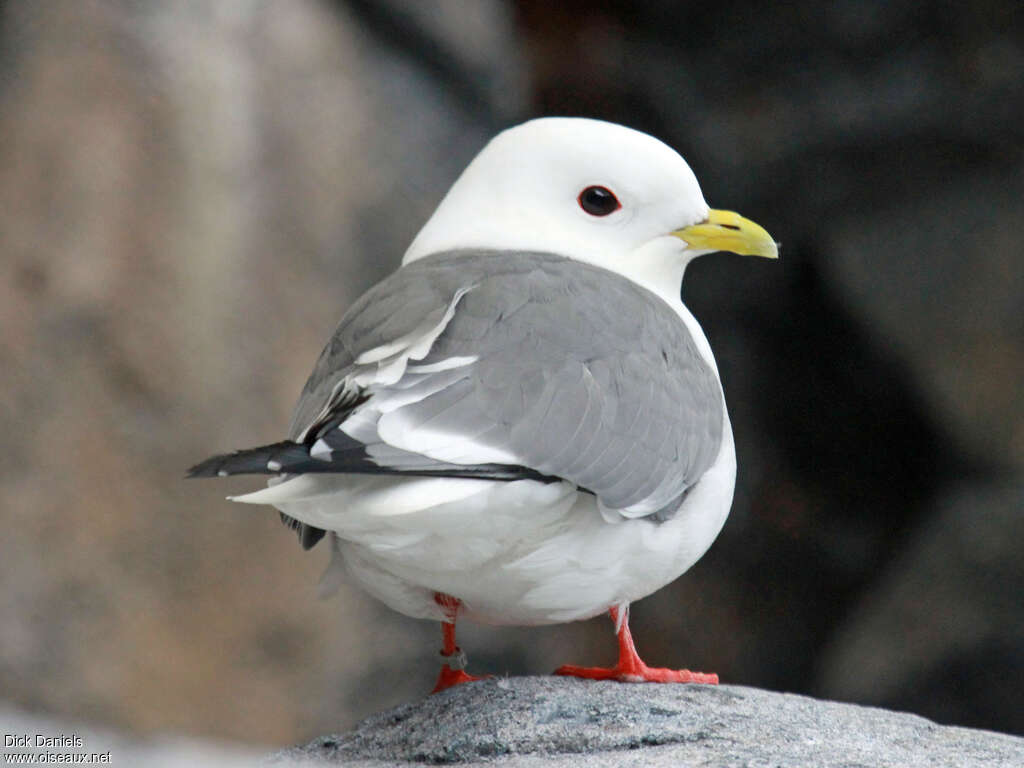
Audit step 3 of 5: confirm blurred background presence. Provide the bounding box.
[1,0,1021,755]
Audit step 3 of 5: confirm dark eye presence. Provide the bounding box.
[578,185,621,216]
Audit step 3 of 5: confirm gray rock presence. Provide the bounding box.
[269,677,1024,767]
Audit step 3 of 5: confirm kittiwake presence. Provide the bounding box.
[189,117,778,691]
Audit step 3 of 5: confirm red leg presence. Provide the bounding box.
[431,593,487,693]
[555,605,718,684]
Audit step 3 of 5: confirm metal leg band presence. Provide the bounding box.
[440,647,468,671]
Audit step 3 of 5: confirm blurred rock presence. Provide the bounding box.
[518,0,1024,735]
[817,482,1024,734]
[271,677,1024,766]
[0,701,261,768]
[0,0,527,745]
[825,172,1024,471]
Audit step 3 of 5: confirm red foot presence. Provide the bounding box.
[555,662,718,684]
[432,664,487,693]
[430,593,489,694]
[554,605,718,685]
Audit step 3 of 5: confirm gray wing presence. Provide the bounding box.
[287,249,724,520]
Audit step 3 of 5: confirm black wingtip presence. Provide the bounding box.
[186,441,307,479]
[300,524,326,550]
[186,454,231,478]
[280,512,326,551]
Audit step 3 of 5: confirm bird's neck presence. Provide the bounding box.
[618,240,720,377]
[616,237,692,308]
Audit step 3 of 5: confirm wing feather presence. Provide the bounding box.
[192,250,724,533]
[286,250,723,520]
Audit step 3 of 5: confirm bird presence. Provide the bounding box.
[189,117,777,693]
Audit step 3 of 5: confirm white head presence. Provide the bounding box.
[404,118,776,304]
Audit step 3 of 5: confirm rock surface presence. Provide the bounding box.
[270,677,1024,767]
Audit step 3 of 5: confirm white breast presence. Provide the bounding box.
[233,293,735,625]
[235,408,735,627]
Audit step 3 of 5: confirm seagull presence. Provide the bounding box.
[189,117,777,692]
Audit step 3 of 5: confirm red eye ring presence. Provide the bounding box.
[578,186,621,216]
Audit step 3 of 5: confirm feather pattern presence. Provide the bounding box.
[190,249,724,550]
[287,249,723,518]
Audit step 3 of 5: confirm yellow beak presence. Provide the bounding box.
[671,209,778,259]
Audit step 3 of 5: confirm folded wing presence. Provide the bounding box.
[190,250,724,541]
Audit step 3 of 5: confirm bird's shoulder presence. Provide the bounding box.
[306,248,702,383]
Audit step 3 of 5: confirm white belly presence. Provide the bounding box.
[233,412,736,626]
